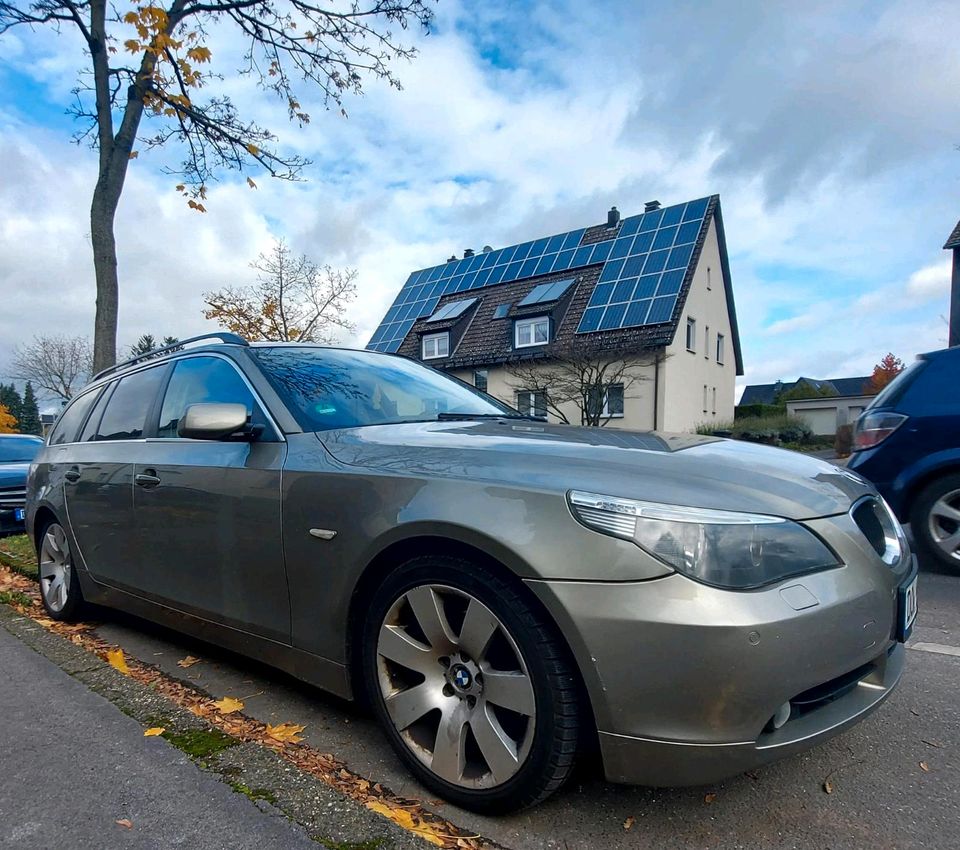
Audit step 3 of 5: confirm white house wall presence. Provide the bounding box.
[661,217,737,431]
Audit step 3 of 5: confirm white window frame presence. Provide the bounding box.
[712,386,717,415]
[716,333,725,365]
[703,383,708,414]
[515,316,550,349]
[421,332,449,360]
[602,383,624,418]
[704,325,710,359]
[516,390,547,419]
[686,317,697,352]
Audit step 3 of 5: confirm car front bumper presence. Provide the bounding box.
[526,512,914,786]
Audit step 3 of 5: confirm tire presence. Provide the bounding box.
[361,555,580,813]
[37,519,89,621]
[910,473,960,574]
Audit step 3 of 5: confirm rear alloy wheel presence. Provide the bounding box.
[362,557,579,812]
[912,474,960,574]
[38,521,87,621]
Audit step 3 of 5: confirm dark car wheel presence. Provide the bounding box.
[911,473,960,574]
[38,520,88,621]
[361,555,580,813]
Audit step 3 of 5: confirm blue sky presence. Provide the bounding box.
[0,0,957,404]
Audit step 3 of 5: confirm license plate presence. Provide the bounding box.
[14,508,25,522]
[898,576,918,642]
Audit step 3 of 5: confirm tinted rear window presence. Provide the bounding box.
[97,366,167,440]
[48,389,101,446]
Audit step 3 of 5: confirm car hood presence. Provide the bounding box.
[0,462,29,487]
[318,421,873,520]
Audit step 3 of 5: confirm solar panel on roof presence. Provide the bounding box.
[366,197,712,351]
[426,297,477,323]
[517,278,574,307]
[493,304,511,319]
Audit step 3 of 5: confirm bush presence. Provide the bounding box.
[697,414,813,446]
[734,403,784,420]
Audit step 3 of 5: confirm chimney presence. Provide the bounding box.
[482,245,493,253]
[644,200,661,213]
[607,206,620,228]
[447,255,458,263]
[463,248,475,258]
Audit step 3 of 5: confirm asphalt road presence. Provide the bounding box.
[80,555,960,850]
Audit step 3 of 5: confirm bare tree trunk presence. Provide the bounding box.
[90,184,120,373]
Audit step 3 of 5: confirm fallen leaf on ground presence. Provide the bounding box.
[115,818,133,829]
[177,655,200,668]
[266,722,306,744]
[823,781,834,794]
[143,727,164,737]
[704,793,717,804]
[106,648,130,674]
[366,801,444,847]
[213,696,244,715]
[623,815,635,830]
[920,762,930,772]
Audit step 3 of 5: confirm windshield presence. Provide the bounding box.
[0,436,43,463]
[253,347,519,431]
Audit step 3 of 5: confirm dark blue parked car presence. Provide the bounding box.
[849,346,960,573]
[0,434,44,537]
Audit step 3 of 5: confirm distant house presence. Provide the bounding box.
[368,196,743,431]
[943,218,960,347]
[739,376,873,437]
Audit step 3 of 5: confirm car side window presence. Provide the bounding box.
[96,366,167,441]
[79,382,115,442]
[48,388,101,445]
[157,357,260,439]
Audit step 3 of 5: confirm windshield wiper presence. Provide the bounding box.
[436,412,542,422]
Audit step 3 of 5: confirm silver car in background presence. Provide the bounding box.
[26,334,918,812]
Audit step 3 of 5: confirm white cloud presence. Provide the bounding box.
[906,258,952,300]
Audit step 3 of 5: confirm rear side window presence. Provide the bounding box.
[80,382,115,442]
[48,389,101,445]
[157,356,260,438]
[97,366,166,441]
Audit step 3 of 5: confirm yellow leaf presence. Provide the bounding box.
[143,727,165,737]
[106,648,129,674]
[246,176,257,190]
[623,816,635,830]
[177,655,200,668]
[266,722,306,744]
[245,143,260,156]
[128,150,138,160]
[365,801,444,846]
[123,39,141,53]
[186,46,212,63]
[213,696,244,715]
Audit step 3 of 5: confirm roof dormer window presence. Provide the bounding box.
[515,316,550,348]
[422,332,449,360]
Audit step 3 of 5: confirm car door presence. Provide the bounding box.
[132,354,289,643]
[61,365,169,584]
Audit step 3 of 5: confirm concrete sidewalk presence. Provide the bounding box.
[0,625,321,849]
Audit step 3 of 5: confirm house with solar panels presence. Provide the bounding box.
[367,195,743,432]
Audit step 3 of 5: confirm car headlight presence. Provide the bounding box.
[568,490,840,589]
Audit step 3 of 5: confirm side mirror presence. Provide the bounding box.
[178,403,252,440]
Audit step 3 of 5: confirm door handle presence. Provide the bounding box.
[135,471,161,488]
[64,467,81,483]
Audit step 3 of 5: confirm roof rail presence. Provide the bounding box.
[91,332,249,381]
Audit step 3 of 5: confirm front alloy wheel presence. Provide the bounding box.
[363,557,579,812]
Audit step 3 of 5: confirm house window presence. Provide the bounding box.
[703,384,708,414]
[474,369,488,392]
[706,266,712,290]
[705,325,710,359]
[712,387,717,415]
[604,384,624,418]
[686,318,697,352]
[422,332,449,360]
[716,333,725,365]
[516,390,547,419]
[515,317,550,348]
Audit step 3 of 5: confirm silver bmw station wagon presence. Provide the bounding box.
[27,333,918,812]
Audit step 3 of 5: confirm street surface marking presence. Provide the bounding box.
[909,642,960,658]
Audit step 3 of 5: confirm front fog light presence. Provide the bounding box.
[568,491,840,589]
